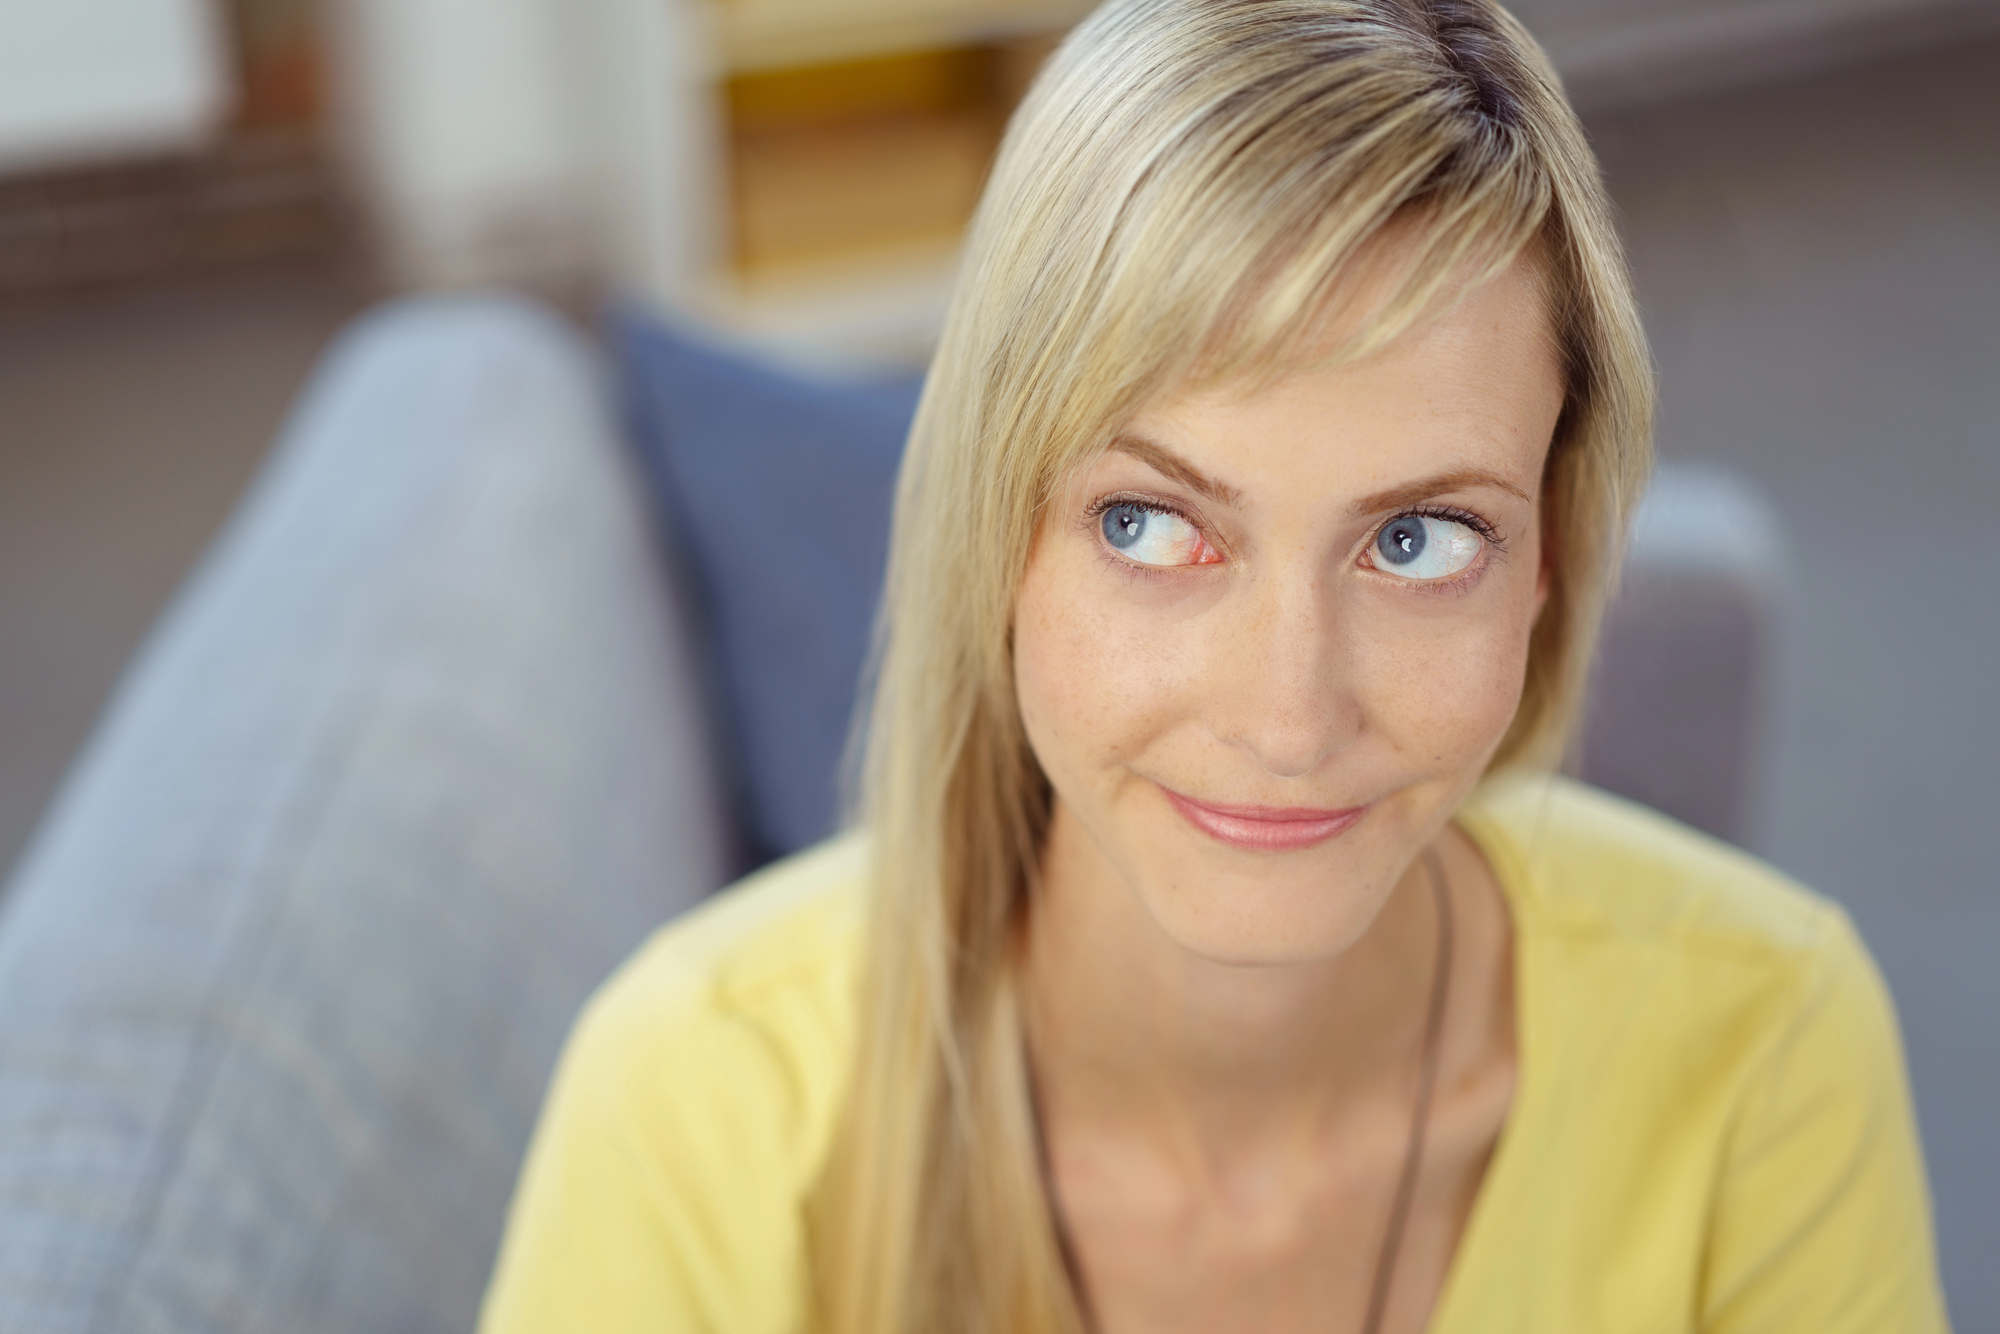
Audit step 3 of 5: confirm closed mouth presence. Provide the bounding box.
[1160,785,1368,851]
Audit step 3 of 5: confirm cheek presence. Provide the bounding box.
[1013,555,1110,786]
[1355,573,1541,769]
[1013,550,1188,789]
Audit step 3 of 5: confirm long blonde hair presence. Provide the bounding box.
[808,2,1653,1328]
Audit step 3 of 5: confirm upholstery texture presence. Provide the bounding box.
[0,295,729,1333]
[611,308,923,858]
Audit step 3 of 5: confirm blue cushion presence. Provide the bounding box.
[610,309,922,859]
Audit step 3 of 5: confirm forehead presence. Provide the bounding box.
[1115,256,1563,504]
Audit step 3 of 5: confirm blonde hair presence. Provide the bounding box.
[808,1,1653,1328]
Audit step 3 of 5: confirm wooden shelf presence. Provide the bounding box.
[725,45,1020,280]
[719,35,1058,289]
[702,15,1069,355]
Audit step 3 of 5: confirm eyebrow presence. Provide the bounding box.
[1349,468,1535,516]
[1108,433,1245,507]
[1109,434,1533,516]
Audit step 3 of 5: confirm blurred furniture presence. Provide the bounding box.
[0,0,349,303]
[611,306,921,860]
[0,135,348,300]
[0,294,1779,1332]
[665,0,2000,357]
[724,45,1031,282]
[309,0,2000,350]
[0,297,729,1331]
[1582,463,1783,847]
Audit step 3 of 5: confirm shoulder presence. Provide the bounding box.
[1455,774,1898,1109]
[590,828,869,1029]
[1438,789,1945,1328]
[480,836,869,1334]
[1458,772,1846,969]
[1449,778,1945,1326]
[562,830,868,1181]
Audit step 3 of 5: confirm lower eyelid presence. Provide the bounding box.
[1098,544,1185,582]
[1362,565,1485,598]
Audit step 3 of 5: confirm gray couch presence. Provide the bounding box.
[0,295,1779,1332]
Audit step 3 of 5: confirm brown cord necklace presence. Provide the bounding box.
[1358,846,1455,1334]
[1040,846,1457,1334]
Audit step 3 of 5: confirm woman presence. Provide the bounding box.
[481,0,1947,1329]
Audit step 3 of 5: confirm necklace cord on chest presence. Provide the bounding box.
[1358,846,1456,1334]
[1029,845,1457,1334]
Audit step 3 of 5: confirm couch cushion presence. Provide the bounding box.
[610,309,922,859]
[1580,462,1784,846]
[0,295,729,1333]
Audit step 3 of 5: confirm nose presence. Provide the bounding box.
[1207,564,1361,779]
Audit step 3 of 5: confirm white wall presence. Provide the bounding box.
[327,0,721,300]
[0,0,232,172]
[1514,0,2000,109]
[562,0,724,306]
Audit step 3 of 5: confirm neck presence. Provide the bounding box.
[1020,803,1449,1157]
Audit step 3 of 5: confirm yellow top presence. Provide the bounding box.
[479,777,1949,1333]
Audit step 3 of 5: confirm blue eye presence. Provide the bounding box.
[1103,504,1148,550]
[1098,502,1220,567]
[1372,514,1482,581]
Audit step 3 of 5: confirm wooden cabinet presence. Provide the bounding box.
[702,0,1078,355]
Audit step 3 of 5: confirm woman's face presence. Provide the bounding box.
[1013,256,1563,966]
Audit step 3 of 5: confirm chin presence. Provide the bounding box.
[1121,809,1416,967]
[1099,763,1482,965]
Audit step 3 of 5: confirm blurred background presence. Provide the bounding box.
[0,0,1994,1321]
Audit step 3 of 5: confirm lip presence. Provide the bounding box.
[1160,786,1367,851]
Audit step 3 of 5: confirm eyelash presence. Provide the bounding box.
[1082,495,1507,590]
[1083,493,1193,529]
[1398,503,1503,545]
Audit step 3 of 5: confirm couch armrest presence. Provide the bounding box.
[0,295,729,1332]
[1581,461,1785,846]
